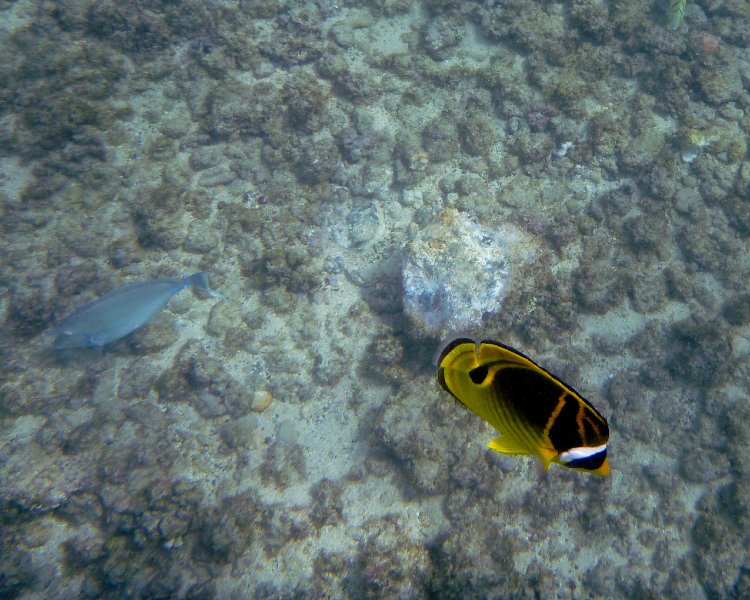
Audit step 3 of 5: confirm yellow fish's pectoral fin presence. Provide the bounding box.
[537,447,558,473]
[488,436,530,456]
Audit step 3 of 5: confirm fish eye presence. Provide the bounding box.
[469,365,489,384]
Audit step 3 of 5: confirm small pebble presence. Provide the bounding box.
[251,389,273,412]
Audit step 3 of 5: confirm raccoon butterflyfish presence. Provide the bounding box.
[437,339,610,476]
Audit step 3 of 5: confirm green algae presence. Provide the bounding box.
[669,0,687,29]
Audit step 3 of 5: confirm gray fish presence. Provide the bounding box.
[52,272,226,349]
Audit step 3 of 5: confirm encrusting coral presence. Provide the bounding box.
[1,0,749,597]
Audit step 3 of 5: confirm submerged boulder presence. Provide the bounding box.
[402,209,534,338]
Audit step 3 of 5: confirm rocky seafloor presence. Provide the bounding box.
[1,0,749,597]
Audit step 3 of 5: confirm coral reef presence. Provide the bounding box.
[1,0,749,597]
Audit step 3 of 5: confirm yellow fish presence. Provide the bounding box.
[438,339,610,476]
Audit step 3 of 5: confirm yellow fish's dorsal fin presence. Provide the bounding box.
[488,436,530,456]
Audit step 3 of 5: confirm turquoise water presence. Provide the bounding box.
[1,0,749,597]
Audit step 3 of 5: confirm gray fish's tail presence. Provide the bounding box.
[184,272,228,302]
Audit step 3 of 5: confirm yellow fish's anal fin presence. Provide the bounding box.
[490,436,557,475]
[488,436,530,456]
